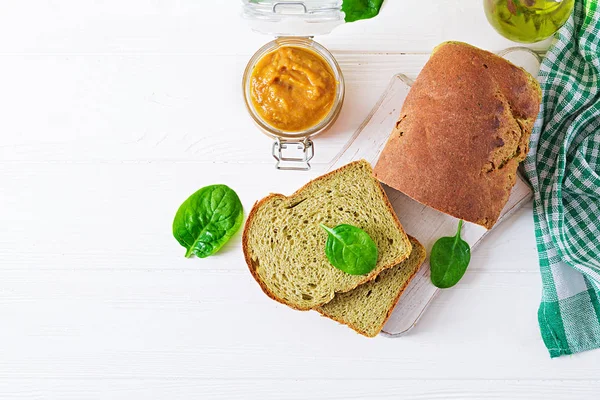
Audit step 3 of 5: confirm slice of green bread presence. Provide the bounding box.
[317,236,426,337]
[243,160,412,310]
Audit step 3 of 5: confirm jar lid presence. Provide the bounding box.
[242,0,345,37]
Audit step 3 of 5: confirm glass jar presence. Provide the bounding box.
[242,0,345,170]
[484,0,575,43]
[243,37,344,170]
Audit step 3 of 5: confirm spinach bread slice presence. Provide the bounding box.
[317,236,426,337]
[242,160,412,310]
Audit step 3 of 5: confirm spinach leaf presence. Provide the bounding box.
[320,224,379,275]
[430,220,471,288]
[342,0,384,23]
[173,184,244,258]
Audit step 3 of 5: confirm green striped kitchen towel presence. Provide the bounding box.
[524,0,600,358]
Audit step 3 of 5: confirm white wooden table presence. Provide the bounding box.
[1,1,598,399]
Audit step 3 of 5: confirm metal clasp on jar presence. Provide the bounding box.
[272,138,314,171]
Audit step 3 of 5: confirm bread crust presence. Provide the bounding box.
[374,41,541,229]
[316,236,427,338]
[376,239,426,335]
[242,160,412,311]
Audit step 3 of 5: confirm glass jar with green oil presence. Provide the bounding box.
[484,0,574,43]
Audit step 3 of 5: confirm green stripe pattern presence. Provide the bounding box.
[524,0,600,357]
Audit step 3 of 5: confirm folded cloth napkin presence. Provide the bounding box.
[524,0,600,357]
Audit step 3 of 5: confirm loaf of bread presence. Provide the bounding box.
[317,235,426,337]
[242,160,412,310]
[374,41,541,229]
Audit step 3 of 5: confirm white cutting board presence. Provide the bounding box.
[326,49,539,335]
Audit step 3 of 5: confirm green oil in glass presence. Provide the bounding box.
[484,0,574,43]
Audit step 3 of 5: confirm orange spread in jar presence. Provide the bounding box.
[250,46,337,132]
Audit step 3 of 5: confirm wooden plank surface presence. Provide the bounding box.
[0,1,597,399]
[0,1,553,56]
[1,379,599,400]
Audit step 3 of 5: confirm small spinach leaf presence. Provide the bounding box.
[320,224,378,275]
[173,184,244,258]
[430,220,471,288]
[342,0,384,23]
